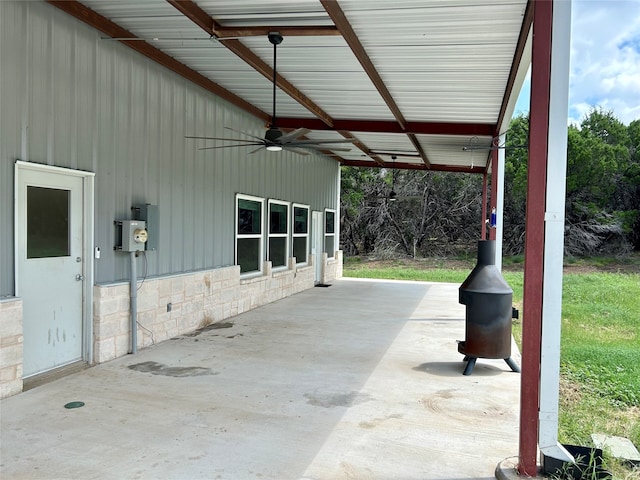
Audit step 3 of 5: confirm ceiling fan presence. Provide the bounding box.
[370,156,421,203]
[186,32,355,156]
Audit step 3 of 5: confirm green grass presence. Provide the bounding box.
[343,257,640,474]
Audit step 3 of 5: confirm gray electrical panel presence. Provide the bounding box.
[134,204,159,251]
[120,220,147,252]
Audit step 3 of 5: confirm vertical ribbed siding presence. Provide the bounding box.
[0,1,339,293]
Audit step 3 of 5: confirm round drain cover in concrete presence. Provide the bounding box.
[64,401,85,409]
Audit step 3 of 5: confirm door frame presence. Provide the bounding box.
[14,160,95,366]
[312,210,323,284]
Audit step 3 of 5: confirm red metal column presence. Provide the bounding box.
[481,172,488,240]
[489,148,498,241]
[519,0,554,476]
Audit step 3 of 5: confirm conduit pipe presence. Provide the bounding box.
[130,251,137,354]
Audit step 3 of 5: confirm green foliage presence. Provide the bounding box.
[500,108,640,256]
[341,109,639,258]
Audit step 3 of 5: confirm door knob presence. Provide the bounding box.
[75,274,84,281]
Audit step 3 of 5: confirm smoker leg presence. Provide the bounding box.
[462,356,477,375]
[504,357,521,373]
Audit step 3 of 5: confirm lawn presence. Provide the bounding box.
[343,256,640,476]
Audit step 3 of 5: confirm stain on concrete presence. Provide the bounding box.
[183,321,234,337]
[226,333,243,339]
[128,361,215,377]
[304,391,371,408]
[358,413,403,429]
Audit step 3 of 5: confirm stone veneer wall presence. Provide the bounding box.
[322,251,343,284]
[93,256,318,363]
[0,251,343,398]
[0,298,24,398]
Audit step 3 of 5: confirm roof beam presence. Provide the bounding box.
[341,160,485,174]
[215,26,341,38]
[407,134,430,168]
[47,0,269,122]
[496,0,534,134]
[167,0,334,127]
[276,118,495,137]
[320,0,406,130]
[337,131,385,166]
[320,1,434,167]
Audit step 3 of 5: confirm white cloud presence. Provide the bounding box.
[515,0,640,125]
[569,0,640,125]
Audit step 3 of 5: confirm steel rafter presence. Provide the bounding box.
[167,0,334,127]
[320,0,431,167]
[46,0,269,122]
[276,118,495,137]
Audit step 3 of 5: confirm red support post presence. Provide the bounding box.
[518,0,554,476]
[489,148,498,241]
[481,172,488,240]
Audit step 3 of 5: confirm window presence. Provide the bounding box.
[292,204,309,265]
[324,209,336,259]
[268,200,289,269]
[27,186,70,258]
[236,194,264,274]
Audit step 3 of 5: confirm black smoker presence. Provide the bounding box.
[458,240,520,375]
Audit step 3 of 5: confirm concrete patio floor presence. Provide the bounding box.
[1,278,521,480]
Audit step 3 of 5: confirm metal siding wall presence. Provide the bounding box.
[0,1,339,292]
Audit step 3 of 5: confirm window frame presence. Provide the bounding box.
[324,208,336,259]
[235,193,265,276]
[267,199,290,270]
[291,203,310,266]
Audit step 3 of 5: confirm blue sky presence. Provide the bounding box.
[513,0,640,125]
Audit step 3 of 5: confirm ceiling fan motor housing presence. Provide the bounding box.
[265,126,283,143]
[268,32,283,45]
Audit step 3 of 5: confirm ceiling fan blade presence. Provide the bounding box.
[292,144,353,152]
[279,128,311,143]
[287,138,356,146]
[187,135,261,142]
[248,146,266,154]
[223,126,265,142]
[198,143,264,151]
[284,146,311,156]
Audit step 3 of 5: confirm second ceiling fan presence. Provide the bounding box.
[187,32,354,156]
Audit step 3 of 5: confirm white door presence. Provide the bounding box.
[17,167,85,377]
[311,211,323,283]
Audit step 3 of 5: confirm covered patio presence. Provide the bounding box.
[0,278,520,479]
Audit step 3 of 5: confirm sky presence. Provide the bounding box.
[513,0,640,125]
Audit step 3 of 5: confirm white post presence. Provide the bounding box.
[495,132,506,271]
[539,0,573,463]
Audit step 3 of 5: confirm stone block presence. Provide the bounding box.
[0,306,22,340]
[115,334,130,357]
[117,296,131,313]
[111,284,130,297]
[94,313,122,338]
[137,290,159,312]
[0,378,23,399]
[171,292,185,304]
[0,344,23,367]
[172,277,185,294]
[158,278,172,297]
[0,365,17,383]
[94,337,116,363]
[0,334,22,348]
[95,297,119,317]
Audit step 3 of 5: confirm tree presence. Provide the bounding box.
[340,109,639,258]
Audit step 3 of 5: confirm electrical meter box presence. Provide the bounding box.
[134,204,159,251]
[120,220,148,252]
